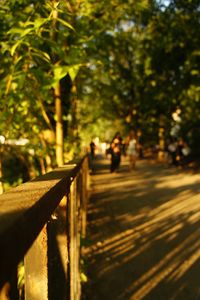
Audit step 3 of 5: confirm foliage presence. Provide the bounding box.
[77,0,199,155]
[0,0,199,186]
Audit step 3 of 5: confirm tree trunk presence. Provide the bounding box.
[39,157,46,175]
[45,154,53,173]
[158,115,165,161]
[71,83,78,139]
[55,84,64,166]
[52,0,64,167]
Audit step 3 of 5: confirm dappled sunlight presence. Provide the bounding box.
[85,158,200,300]
[91,177,142,192]
[125,231,200,300]
[88,191,200,272]
[147,192,200,226]
[154,173,200,189]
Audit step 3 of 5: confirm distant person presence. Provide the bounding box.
[167,138,177,166]
[126,130,137,170]
[176,138,190,167]
[137,142,143,159]
[90,140,96,159]
[110,132,122,173]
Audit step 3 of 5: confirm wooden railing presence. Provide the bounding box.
[0,156,89,300]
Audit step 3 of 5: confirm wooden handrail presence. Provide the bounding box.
[0,156,89,299]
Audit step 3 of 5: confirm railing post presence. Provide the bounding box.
[48,195,69,300]
[24,195,69,300]
[68,178,81,300]
[80,159,89,238]
[24,225,48,300]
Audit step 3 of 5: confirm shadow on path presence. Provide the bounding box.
[83,156,200,300]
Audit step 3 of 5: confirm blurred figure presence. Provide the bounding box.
[176,138,190,167]
[137,130,143,159]
[126,130,137,170]
[110,132,122,173]
[167,138,177,166]
[90,140,96,159]
[137,142,143,159]
[176,138,184,166]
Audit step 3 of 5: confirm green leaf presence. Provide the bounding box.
[68,65,80,81]
[19,21,34,27]
[53,65,70,81]
[53,64,82,84]
[57,17,75,31]
[33,18,48,29]
[30,48,51,62]
[21,28,34,37]
[10,41,22,56]
[8,27,34,37]
[1,42,10,54]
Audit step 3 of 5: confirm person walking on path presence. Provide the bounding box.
[90,140,96,159]
[110,132,122,173]
[126,129,137,171]
[167,138,178,166]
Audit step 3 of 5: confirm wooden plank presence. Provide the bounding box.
[69,177,81,300]
[48,195,69,300]
[24,196,69,300]
[24,226,48,300]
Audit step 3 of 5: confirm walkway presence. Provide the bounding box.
[83,156,200,300]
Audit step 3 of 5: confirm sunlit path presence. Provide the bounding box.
[83,156,200,300]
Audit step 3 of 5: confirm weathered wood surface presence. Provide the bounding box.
[0,156,88,299]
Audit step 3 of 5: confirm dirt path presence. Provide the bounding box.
[83,156,200,300]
